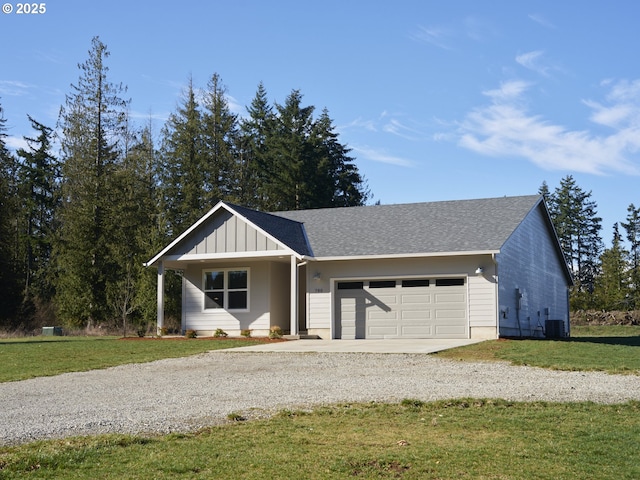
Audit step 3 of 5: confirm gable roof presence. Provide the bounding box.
[273,195,543,258]
[147,195,561,269]
[145,202,310,267]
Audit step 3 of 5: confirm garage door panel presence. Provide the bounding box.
[401,310,431,320]
[401,294,431,304]
[435,293,465,303]
[435,309,466,319]
[400,325,433,336]
[435,325,467,335]
[367,309,398,320]
[368,325,399,337]
[373,294,398,305]
[336,278,468,339]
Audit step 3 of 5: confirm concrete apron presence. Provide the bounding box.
[225,338,486,354]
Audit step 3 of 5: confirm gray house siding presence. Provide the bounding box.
[182,260,274,335]
[496,204,570,337]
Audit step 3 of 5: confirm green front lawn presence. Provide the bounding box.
[1,400,638,479]
[0,336,268,383]
[436,325,640,374]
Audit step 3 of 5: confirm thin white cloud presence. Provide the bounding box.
[457,79,640,175]
[483,80,531,101]
[352,146,413,167]
[585,79,640,129]
[412,25,454,50]
[382,118,425,141]
[516,50,550,77]
[528,13,556,29]
[0,80,30,96]
[340,117,378,132]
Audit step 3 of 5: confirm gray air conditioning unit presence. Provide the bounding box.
[545,320,565,339]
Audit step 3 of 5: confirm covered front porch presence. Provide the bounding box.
[153,254,307,337]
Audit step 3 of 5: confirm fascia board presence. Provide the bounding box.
[310,250,500,262]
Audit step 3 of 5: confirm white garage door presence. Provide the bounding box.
[335,278,468,339]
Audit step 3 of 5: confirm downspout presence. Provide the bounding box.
[492,253,499,339]
[156,261,164,336]
[290,256,298,336]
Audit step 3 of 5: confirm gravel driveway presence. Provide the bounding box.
[1,351,639,445]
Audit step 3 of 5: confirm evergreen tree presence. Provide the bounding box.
[594,223,630,310]
[547,175,603,309]
[538,181,550,200]
[158,77,206,235]
[106,123,160,334]
[15,116,59,316]
[267,89,316,210]
[0,102,21,325]
[312,108,368,207]
[240,82,275,209]
[55,36,130,327]
[621,203,640,308]
[201,73,239,204]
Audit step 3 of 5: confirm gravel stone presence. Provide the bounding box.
[1,352,639,445]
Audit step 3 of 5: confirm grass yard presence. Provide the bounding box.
[0,336,270,383]
[436,325,640,374]
[1,325,639,478]
[0,399,638,479]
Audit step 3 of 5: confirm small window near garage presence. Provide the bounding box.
[435,278,465,287]
[203,268,249,311]
[337,281,364,290]
[402,279,430,288]
[369,280,396,288]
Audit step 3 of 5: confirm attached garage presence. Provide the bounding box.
[335,278,467,339]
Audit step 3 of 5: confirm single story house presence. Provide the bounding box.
[145,194,572,339]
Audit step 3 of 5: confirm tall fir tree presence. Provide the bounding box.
[546,175,603,309]
[594,223,630,310]
[0,101,21,326]
[55,36,130,327]
[158,77,206,235]
[15,116,59,316]
[240,82,275,209]
[621,203,640,308]
[107,122,161,333]
[266,89,316,210]
[201,73,239,204]
[312,108,368,207]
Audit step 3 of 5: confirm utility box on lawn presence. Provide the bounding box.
[42,326,63,336]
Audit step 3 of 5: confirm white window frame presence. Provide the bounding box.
[202,267,250,312]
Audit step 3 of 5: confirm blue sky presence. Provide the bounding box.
[2,1,639,242]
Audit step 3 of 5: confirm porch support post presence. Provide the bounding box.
[157,261,165,335]
[290,255,298,336]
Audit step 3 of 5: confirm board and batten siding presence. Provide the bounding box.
[168,209,284,257]
[496,203,570,337]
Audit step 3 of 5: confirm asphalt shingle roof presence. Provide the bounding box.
[227,203,313,256]
[272,195,543,258]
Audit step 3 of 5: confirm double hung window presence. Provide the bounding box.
[203,269,249,311]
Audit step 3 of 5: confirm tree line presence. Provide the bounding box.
[0,37,369,332]
[540,176,640,312]
[1,37,638,333]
